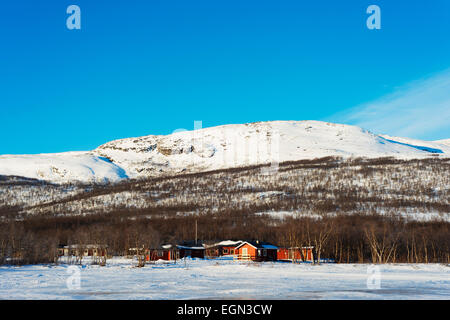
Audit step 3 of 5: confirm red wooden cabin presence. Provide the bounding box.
[277,246,314,262]
[220,245,238,256]
[234,240,278,262]
[205,240,242,257]
[146,245,179,262]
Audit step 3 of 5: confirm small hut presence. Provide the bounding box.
[234,240,278,262]
[177,241,205,259]
[146,244,179,262]
[277,246,314,262]
[58,244,108,257]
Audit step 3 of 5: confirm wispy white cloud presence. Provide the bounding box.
[331,69,450,140]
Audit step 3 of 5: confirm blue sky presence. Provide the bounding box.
[1,0,449,154]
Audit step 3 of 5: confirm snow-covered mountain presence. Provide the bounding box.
[1,121,449,183]
[434,138,450,147]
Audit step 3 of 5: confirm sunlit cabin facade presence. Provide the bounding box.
[146,245,179,261]
[234,241,278,262]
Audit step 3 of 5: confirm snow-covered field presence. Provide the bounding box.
[0,257,448,300]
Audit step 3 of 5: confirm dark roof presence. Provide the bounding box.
[177,240,205,249]
[278,246,314,249]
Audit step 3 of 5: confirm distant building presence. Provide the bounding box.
[177,241,205,259]
[277,246,314,262]
[205,240,243,257]
[234,240,278,262]
[146,244,179,261]
[127,246,146,258]
[58,244,108,257]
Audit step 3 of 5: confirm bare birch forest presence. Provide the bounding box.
[0,156,449,264]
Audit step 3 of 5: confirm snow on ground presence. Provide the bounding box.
[0,257,448,300]
[254,211,323,220]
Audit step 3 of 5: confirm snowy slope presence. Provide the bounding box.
[0,152,127,184]
[434,138,450,147]
[0,121,448,183]
[380,135,450,154]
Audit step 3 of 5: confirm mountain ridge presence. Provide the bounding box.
[1,120,449,183]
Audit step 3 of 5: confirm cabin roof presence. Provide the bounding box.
[204,240,243,248]
[235,241,278,250]
[176,245,205,250]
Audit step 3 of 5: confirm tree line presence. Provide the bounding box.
[0,209,448,265]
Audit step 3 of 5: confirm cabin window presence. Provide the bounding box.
[263,249,267,256]
[158,250,163,257]
[231,249,234,254]
[258,249,261,256]
[223,248,229,254]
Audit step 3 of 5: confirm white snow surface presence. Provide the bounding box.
[434,138,450,147]
[0,152,127,183]
[1,121,449,183]
[0,257,448,300]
